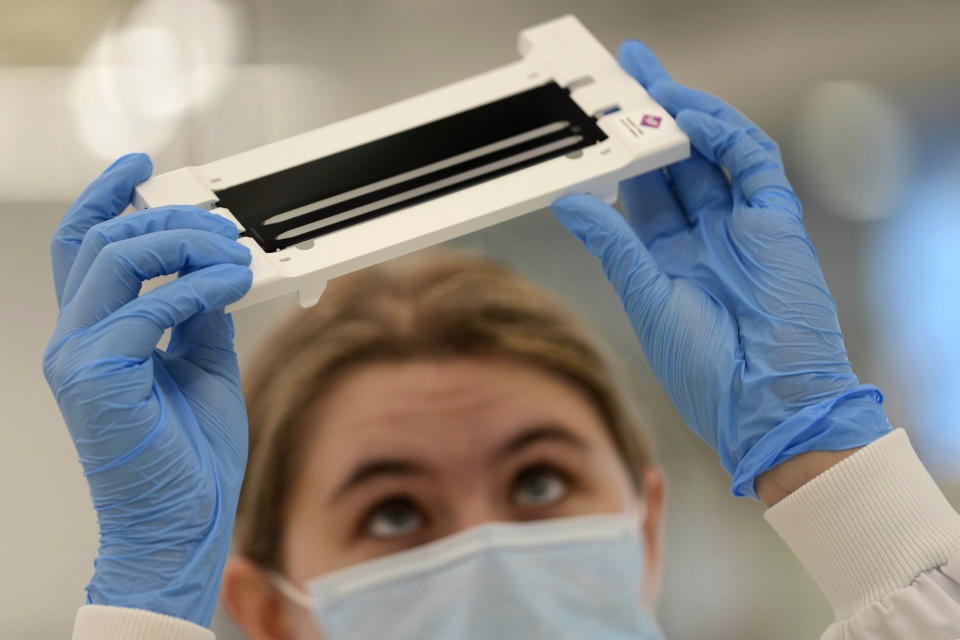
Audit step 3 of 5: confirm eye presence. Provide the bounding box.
[511,465,569,507]
[364,497,425,539]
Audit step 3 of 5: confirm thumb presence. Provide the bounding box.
[52,153,154,306]
[552,194,673,330]
[617,39,672,89]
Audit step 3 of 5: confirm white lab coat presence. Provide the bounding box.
[71,429,960,640]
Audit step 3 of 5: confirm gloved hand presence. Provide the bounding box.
[42,153,253,625]
[552,41,891,499]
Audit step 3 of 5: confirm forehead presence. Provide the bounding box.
[304,357,614,468]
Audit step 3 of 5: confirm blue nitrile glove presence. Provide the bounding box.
[42,153,253,625]
[552,41,891,498]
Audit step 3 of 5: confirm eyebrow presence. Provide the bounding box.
[329,424,588,506]
[492,424,589,462]
[329,459,428,505]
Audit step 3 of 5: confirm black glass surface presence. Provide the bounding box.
[216,82,606,252]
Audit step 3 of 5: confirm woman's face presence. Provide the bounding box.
[223,356,664,640]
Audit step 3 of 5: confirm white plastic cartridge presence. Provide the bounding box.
[133,15,690,311]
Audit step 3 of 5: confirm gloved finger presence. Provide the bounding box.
[51,153,153,307]
[676,110,800,216]
[64,229,252,330]
[648,82,782,161]
[620,169,688,245]
[552,194,673,328]
[166,310,240,380]
[60,206,240,308]
[666,148,733,218]
[617,39,672,88]
[87,263,253,362]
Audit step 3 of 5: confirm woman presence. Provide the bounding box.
[44,41,960,639]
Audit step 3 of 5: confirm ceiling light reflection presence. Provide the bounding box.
[70,0,239,159]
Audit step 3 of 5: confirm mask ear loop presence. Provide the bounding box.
[628,498,647,534]
[266,570,314,610]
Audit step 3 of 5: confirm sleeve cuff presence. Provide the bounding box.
[764,428,960,621]
[73,605,214,640]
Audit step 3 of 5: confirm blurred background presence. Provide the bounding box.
[2,0,959,637]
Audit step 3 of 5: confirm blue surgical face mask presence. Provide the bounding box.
[271,509,663,640]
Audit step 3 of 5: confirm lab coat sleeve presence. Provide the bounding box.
[71,604,214,640]
[765,428,960,639]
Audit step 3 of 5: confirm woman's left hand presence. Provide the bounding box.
[552,40,890,499]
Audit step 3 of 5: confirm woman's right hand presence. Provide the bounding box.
[42,154,253,627]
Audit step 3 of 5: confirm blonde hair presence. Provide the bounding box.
[236,252,651,570]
